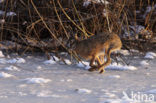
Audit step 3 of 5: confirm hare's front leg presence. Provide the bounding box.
[88,54,105,72]
[96,55,105,73]
[99,49,112,74]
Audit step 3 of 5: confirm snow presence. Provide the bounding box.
[36,91,54,97]
[77,62,85,68]
[0,72,13,78]
[100,91,134,103]
[99,91,134,103]
[0,19,5,23]
[130,49,139,53]
[64,59,72,65]
[60,59,72,65]
[108,75,120,79]
[0,51,4,57]
[0,58,7,64]
[85,65,91,70]
[36,66,42,70]
[0,10,4,15]
[118,50,130,56]
[0,10,16,16]
[143,5,156,18]
[18,84,27,88]
[121,91,134,101]
[0,58,26,64]
[100,99,127,103]
[83,0,109,7]
[7,58,26,64]
[60,52,68,56]
[6,12,16,16]
[75,88,92,94]
[100,92,116,98]
[140,60,149,66]
[100,99,134,103]
[146,73,150,76]
[48,94,62,98]
[144,52,156,59]
[136,10,141,13]
[60,79,72,82]
[106,63,138,71]
[43,59,56,65]
[76,59,137,71]
[146,89,156,94]
[102,9,108,17]
[37,92,61,98]
[129,25,145,34]
[53,56,59,61]
[0,53,155,102]
[23,78,51,84]
[34,90,65,98]
[83,1,91,7]
[76,61,90,69]
[91,0,109,4]
[3,65,20,71]
[0,96,8,98]
[123,25,152,39]
[98,0,109,4]
[67,79,72,82]
[18,92,27,96]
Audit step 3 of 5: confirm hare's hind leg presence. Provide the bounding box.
[98,48,112,74]
[89,56,96,67]
[88,53,105,72]
[88,56,97,72]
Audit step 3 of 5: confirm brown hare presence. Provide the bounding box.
[74,32,122,73]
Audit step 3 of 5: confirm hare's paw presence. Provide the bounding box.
[99,69,105,74]
[88,66,97,72]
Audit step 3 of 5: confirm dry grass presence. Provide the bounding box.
[0,0,155,58]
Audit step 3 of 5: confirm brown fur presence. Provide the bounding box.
[74,32,122,73]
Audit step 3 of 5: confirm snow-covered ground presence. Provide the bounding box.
[0,50,156,103]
